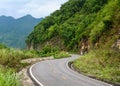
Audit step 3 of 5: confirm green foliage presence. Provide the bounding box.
[0,47,52,86]
[0,43,8,49]
[0,46,70,86]
[89,0,119,44]
[26,0,86,48]
[0,48,44,70]
[81,0,108,14]
[0,49,25,69]
[0,68,20,86]
[54,51,70,59]
[36,45,70,59]
[38,45,54,57]
[73,49,120,83]
[37,45,60,57]
[25,0,120,83]
[26,0,120,51]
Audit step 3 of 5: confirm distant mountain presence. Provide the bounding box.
[0,15,43,49]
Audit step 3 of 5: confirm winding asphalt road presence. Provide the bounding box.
[29,54,112,86]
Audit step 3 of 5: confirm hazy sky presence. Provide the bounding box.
[0,0,68,18]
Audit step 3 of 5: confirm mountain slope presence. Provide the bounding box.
[26,0,120,51]
[0,15,43,49]
[26,0,120,83]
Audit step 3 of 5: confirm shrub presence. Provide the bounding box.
[54,51,70,59]
[0,43,8,49]
[0,48,39,69]
[38,45,60,57]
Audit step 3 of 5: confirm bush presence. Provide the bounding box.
[38,45,60,57]
[0,49,20,68]
[23,50,39,58]
[0,48,40,69]
[54,51,70,59]
[0,43,8,49]
[36,45,70,59]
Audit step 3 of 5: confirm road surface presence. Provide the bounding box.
[29,54,112,86]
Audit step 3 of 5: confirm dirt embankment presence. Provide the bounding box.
[18,57,53,86]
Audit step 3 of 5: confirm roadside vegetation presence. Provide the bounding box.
[37,45,70,59]
[73,48,120,83]
[0,67,20,86]
[0,44,70,86]
[26,0,120,84]
[26,0,120,51]
[1,0,120,85]
[0,44,37,86]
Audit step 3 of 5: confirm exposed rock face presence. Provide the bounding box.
[26,44,34,50]
[79,39,90,55]
[116,40,120,49]
[27,36,64,50]
[111,39,120,49]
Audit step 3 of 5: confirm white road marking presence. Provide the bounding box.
[66,55,113,86]
[29,54,113,86]
[29,63,44,86]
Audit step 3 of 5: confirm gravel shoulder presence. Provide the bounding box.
[18,57,53,86]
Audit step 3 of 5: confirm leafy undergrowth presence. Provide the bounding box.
[73,48,120,83]
[0,48,40,86]
[0,44,70,86]
[0,66,20,86]
[0,48,40,70]
[0,44,44,86]
[54,51,70,59]
[36,45,70,59]
[0,44,70,71]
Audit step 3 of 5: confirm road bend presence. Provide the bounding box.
[29,54,112,86]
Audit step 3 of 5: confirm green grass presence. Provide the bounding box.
[0,45,70,86]
[0,67,20,86]
[0,48,43,86]
[0,48,39,69]
[54,51,70,59]
[0,46,70,69]
[73,49,120,83]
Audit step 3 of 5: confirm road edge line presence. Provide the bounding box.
[29,63,44,86]
[66,55,113,86]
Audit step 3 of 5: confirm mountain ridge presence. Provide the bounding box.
[0,14,43,49]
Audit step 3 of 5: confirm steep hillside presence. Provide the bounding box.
[27,0,120,52]
[26,0,120,84]
[0,15,43,49]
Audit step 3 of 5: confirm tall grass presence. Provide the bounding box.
[0,48,41,69]
[0,45,70,86]
[73,48,120,83]
[0,68,20,86]
[0,48,41,86]
[54,51,70,59]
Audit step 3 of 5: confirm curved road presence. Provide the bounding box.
[29,54,112,86]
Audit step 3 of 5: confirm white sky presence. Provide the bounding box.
[0,0,68,18]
